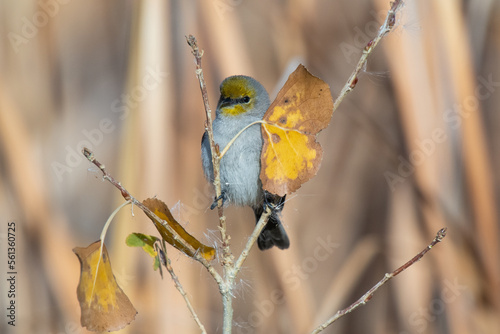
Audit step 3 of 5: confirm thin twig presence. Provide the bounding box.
[310,228,447,334]
[186,35,233,269]
[232,207,272,278]
[81,147,223,287]
[217,207,272,331]
[163,247,207,334]
[187,35,235,334]
[332,0,404,113]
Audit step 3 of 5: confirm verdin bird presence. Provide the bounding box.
[201,75,290,250]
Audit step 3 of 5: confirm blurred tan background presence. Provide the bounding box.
[1,0,499,333]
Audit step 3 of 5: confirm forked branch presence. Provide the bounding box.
[81,147,223,286]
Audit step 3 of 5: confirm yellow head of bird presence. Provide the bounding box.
[217,76,269,117]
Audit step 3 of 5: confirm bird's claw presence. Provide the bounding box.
[263,191,286,212]
[210,191,226,210]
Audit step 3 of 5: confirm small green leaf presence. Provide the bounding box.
[126,233,146,247]
[126,233,159,258]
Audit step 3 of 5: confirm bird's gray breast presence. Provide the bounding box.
[214,117,263,207]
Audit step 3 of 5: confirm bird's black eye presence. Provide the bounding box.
[243,96,250,103]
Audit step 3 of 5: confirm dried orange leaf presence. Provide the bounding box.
[260,64,333,196]
[73,241,137,332]
[142,198,216,261]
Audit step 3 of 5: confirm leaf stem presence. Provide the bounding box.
[219,120,262,160]
[91,200,132,306]
[100,200,132,243]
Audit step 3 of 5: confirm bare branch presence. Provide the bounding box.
[187,34,236,334]
[186,35,233,269]
[160,245,207,334]
[332,0,404,112]
[232,207,272,278]
[310,228,447,333]
[81,147,223,286]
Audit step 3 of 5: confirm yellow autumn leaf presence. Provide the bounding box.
[142,198,216,261]
[73,241,137,332]
[260,64,334,196]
